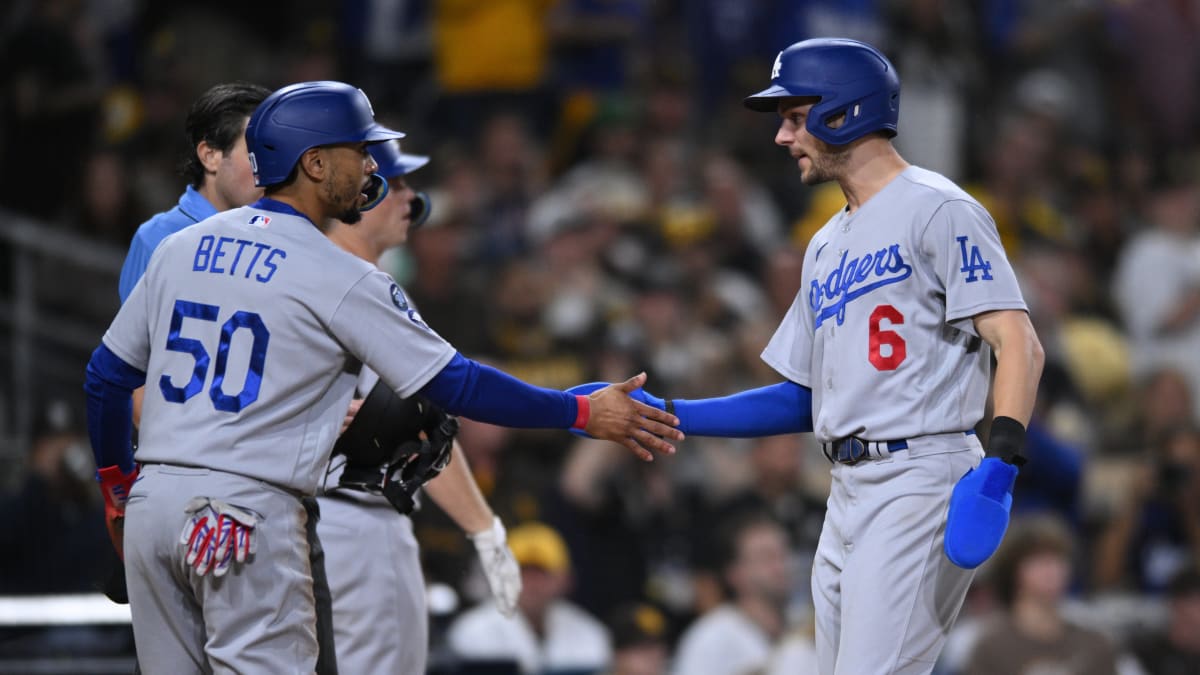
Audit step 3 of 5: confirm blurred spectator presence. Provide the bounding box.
[447,521,612,674]
[600,603,670,675]
[0,0,103,222]
[1109,0,1200,155]
[1130,564,1200,675]
[1094,424,1200,593]
[887,0,980,180]
[1011,362,1085,525]
[976,0,1114,147]
[1112,170,1200,420]
[468,113,549,266]
[544,1,646,175]
[764,621,819,675]
[966,515,1123,675]
[672,513,792,675]
[339,0,433,117]
[0,399,112,594]
[0,397,131,659]
[695,152,786,277]
[554,434,708,623]
[406,217,492,354]
[698,434,826,614]
[74,147,149,245]
[966,112,1069,258]
[1125,368,1196,454]
[683,0,777,126]
[431,0,558,139]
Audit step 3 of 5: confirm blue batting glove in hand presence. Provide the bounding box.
[944,457,1019,569]
[565,382,664,438]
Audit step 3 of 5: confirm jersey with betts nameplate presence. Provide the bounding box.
[762,166,1026,443]
[102,204,456,494]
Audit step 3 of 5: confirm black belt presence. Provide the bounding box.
[823,430,976,465]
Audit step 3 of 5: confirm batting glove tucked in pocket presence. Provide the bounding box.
[179,497,260,577]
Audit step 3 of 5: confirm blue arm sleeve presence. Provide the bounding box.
[84,344,147,473]
[641,381,813,437]
[419,352,578,428]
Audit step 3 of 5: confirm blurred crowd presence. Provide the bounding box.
[3,0,1200,673]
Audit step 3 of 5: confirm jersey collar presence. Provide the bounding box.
[249,197,316,226]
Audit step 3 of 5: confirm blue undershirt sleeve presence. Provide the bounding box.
[640,381,813,437]
[419,352,578,428]
[84,344,147,473]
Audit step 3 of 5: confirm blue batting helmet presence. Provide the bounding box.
[744,38,900,146]
[368,140,430,179]
[246,81,405,187]
[368,140,434,229]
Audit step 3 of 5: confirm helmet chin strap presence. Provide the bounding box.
[360,173,389,211]
[408,191,432,229]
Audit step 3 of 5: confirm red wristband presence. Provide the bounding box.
[572,394,590,430]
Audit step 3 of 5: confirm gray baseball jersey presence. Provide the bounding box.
[103,204,457,494]
[762,166,1026,442]
[760,166,1027,674]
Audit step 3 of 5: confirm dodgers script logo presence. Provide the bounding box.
[808,245,913,327]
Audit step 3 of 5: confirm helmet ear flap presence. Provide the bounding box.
[361,173,389,211]
[408,191,432,229]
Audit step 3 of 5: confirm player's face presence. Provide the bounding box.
[359,175,417,248]
[775,97,851,185]
[199,117,262,211]
[321,142,378,224]
[732,524,792,604]
[214,119,263,209]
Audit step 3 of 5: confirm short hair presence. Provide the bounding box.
[712,510,783,576]
[180,82,271,188]
[987,515,1074,607]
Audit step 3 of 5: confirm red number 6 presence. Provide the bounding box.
[868,304,906,371]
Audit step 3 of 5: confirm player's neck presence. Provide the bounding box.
[196,182,232,212]
[838,142,908,213]
[265,188,335,231]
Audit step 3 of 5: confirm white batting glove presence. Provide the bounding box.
[179,497,259,577]
[468,516,522,617]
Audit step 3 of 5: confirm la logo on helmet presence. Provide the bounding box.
[771,52,782,80]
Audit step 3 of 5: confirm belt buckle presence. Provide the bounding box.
[837,437,868,465]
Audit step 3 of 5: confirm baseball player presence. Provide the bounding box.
[84,80,681,673]
[587,39,1044,674]
[113,83,521,671]
[317,137,522,674]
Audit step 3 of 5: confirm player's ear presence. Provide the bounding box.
[197,140,222,174]
[297,147,325,182]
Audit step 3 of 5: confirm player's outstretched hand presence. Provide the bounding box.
[583,373,682,461]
